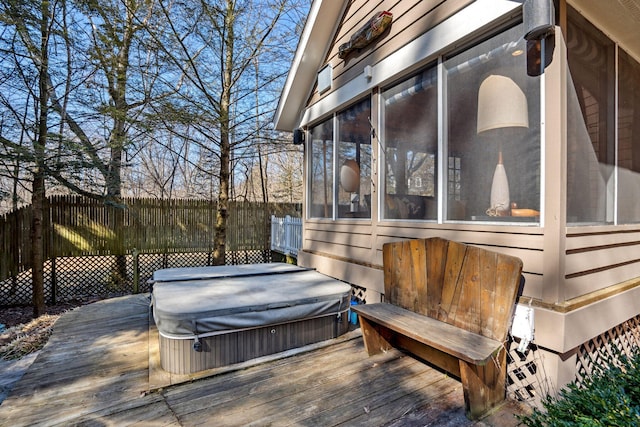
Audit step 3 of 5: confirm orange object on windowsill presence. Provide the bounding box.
[511,208,540,217]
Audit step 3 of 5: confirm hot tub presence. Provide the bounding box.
[151,264,351,374]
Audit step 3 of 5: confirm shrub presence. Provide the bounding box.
[520,350,640,426]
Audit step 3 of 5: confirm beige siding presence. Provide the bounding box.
[305,225,374,248]
[308,0,473,107]
[303,220,375,261]
[565,226,640,249]
[564,227,640,299]
[303,219,546,300]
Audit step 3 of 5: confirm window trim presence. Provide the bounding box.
[298,0,521,129]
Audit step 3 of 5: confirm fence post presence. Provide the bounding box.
[132,248,139,294]
[51,257,57,305]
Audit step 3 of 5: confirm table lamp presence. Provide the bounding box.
[340,159,360,212]
[477,75,529,216]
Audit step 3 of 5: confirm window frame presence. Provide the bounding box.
[376,22,542,225]
[305,97,373,220]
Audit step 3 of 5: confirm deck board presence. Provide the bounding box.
[0,294,527,426]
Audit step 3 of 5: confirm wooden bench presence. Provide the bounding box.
[352,237,523,419]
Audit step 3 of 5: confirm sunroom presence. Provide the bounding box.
[275,0,640,399]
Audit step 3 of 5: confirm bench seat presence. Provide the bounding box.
[354,302,502,365]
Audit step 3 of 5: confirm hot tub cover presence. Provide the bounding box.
[152,263,303,282]
[152,264,351,339]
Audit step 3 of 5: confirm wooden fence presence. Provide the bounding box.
[1,196,301,305]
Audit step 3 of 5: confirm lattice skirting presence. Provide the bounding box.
[505,315,640,408]
[575,314,640,387]
[0,250,273,306]
[350,284,367,305]
[506,338,554,408]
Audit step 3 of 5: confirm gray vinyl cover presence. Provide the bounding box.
[152,266,351,339]
[152,263,303,282]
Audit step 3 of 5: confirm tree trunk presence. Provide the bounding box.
[31,174,46,317]
[105,4,136,284]
[255,58,268,204]
[212,0,236,266]
[31,0,50,317]
[107,140,128,285]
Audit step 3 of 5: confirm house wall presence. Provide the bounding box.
[296,0,640,398]
[301,0,547,305]
[308,0,474,107]
[565,227,640,299]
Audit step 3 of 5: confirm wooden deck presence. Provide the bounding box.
[0,295,528,426]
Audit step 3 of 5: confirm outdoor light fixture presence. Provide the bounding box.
[477,75,529,216]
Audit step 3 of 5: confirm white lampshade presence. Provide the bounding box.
[477,75,529,133]
[340,159,360,192]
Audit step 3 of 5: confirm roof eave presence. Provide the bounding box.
[273,0,347,132]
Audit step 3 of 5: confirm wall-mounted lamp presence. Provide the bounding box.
[293,129,305,145]
[523,0,555,41]
[477,75,529,216]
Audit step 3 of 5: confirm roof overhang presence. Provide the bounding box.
[568,0,640,60]
[273,0,347,132]
[274,0,640,133]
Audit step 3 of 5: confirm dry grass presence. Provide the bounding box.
[0,314,60,360]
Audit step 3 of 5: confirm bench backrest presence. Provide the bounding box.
[382,237,523,342]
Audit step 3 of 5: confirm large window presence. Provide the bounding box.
[307,98,372,219]
[378,24,541,223]
[309,119,333,218]
[337,98,372,218]
[567,7,640,224]
[618,49,640,223]
[381,67,438,220]
[444,24,541,222]
[566,8,615,224]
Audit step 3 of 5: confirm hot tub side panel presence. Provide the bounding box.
[159,312,349,374]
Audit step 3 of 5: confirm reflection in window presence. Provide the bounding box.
[448,155,461,201]
[309,119,333,218]
[337,98,372,218]
[381,67,438,220]
[445,24,541,222]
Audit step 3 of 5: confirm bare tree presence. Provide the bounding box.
[0,0,306,315]
[0,0,62,315]
[0,0,171,312]
[148,0,306,264]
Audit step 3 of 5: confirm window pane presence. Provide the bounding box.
[309,119,333,218]
[444,24,541,222]
[337,98,371,218]
[618,49,640,223]
[566,8,615,224]
[382,66,438,220]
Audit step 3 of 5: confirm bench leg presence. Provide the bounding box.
[459,347,507,420]
[359,317,393,356]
